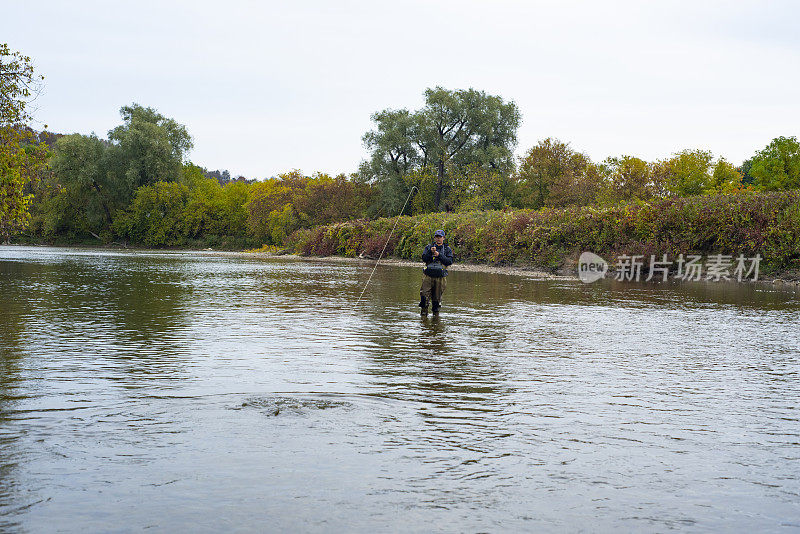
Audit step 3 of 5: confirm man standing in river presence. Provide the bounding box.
[419,229,454,315]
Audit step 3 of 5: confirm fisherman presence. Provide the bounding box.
[419,229,453,315]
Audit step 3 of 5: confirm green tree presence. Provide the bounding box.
[708,158,743,194]
[106,104,193,200]
[403,166,437,214]
[600,155,653,203]
[361,109,419,216]
[0,43,46,242]
[514,138,597,208]
[246,171,309,243]
[264,203,299,246]
[649,159,673,199]
[297,173,373,226]
[449,163,506,211]
[363,87,520,212]
[738,157,755,185]
[113,181,189,246]
[246,171,374,244]
[48,104,193,239]
[216,180,251,236]
[49,134,116,233]
[550,160,603,207]
[362,109,419,179]
[664,149,715,196]
[420,87,520,210]
[640,151,743,199]
[749,136,800,191]
[180,164,224,238]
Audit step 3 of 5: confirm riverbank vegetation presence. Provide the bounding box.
[288,190,800,274]
[2,43,799,273]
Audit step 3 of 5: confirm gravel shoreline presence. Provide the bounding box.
[245,252,800,288]
[249,253,572,279]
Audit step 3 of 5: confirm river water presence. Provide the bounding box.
[1,246,799,532]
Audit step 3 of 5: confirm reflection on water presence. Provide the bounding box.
[1,246,799,532]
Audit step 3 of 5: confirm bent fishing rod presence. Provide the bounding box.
[355,185,417,305]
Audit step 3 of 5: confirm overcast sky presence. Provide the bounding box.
[4,0,799,178]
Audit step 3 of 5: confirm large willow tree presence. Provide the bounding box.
[48,104,193,238]
[362,87,520,213]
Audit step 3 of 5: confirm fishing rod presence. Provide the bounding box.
[355,185,418,305]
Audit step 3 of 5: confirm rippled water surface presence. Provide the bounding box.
[1,246,799,532]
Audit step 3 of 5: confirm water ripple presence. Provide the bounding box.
[0,247,799,531]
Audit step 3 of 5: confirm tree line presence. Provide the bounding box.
[361,87,799,213]
[2,43,799,248]
[27,106,375,247]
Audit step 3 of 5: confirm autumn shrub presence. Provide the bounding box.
[362,233,400,257]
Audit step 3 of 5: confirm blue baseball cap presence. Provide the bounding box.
[434,229,445,237]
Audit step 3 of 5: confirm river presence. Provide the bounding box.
[1,246,798,532]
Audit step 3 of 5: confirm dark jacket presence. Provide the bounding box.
[422,241,453,276]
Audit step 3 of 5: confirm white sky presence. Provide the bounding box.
[4,0,799,178]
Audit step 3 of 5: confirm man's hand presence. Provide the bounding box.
[432,246,439,257]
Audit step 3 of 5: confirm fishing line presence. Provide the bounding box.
[355,185,417,305]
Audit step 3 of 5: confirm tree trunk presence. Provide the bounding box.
[91,181,113,227]
[434,158,445,211]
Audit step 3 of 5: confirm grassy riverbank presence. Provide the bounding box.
[284,190,800,276]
